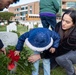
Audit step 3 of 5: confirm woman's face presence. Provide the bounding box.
[62,14,74,30]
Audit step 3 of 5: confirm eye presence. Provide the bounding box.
[62,19,71,24]
[66,21,71,24]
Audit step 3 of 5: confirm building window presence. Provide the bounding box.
[25,11,28,14]
[20,17,25,20]
[15,13,20,17]
[15,8,20,11]
[30,6,32,9]
[21,7,25,10]
[22,17,25,20]
[30,10,32,14]
[17,13,20,16]
[66,2,76,8]
[25,7,28,9]
[20,12,26,16]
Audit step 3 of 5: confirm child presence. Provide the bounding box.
[39,0,59,30]
[14,28,60,75]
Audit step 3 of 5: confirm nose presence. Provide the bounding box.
[6,6,9,8]
[5,4,10,8]
[62,21,66,26]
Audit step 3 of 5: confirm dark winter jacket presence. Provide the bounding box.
[0,39,4,49]
[40,21,76,58]
[56,21,76,55]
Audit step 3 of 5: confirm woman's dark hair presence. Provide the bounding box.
[13,0,20,3]
[62,10,76,26]
[57,10,76,41]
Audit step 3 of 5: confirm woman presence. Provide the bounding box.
[28,10,76,75]
[55,10,76,75]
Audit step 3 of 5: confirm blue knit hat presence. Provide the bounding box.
[25,28,53,52]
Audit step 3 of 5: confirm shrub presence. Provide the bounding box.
[0,45,34,75]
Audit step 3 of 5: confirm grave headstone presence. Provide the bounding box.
[0,32,18,47]
[38,23,43,27]
[7,22,17,32]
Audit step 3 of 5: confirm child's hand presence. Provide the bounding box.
[14,51,20,56]
[49,48,55,53]
[0,47,6,55]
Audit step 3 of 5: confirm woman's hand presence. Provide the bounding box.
[14,51,20,56]
[28,54,41,63]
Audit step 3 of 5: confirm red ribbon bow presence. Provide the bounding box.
[7,50,20,70]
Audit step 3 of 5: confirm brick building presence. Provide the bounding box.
[8,0,76,21]
[8,1,40,21]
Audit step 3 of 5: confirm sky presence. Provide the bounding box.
[3,0,39,11]
[10,0,39,6]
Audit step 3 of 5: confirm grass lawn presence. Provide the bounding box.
[0,24,28,34]
[0,25,6,31]
[17,24,28,34]
[51,67,66,75]
[0,24,67,75]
